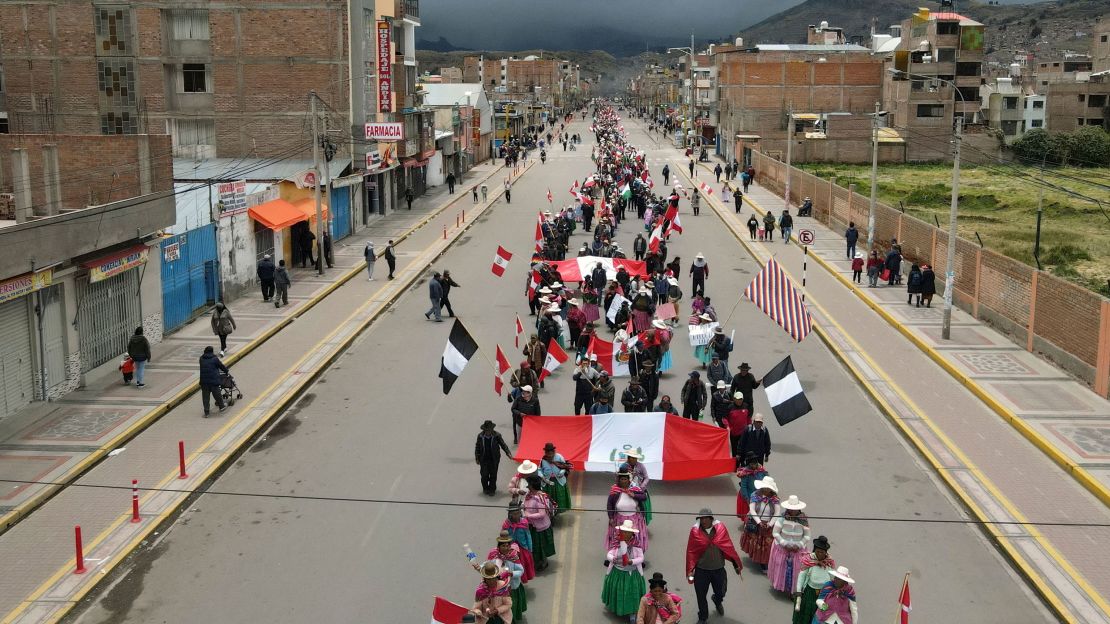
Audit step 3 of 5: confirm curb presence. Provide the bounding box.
[730,168,1110,511]
[0,163,510,538]
[2,160,537,624]
[672,159,1106,624]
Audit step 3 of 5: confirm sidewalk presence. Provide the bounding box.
[675,159,1110,624]
[0,159,525,623]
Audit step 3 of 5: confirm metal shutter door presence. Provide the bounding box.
[77,270,141,372]
[0,298,34,419]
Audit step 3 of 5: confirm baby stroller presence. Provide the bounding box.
[219,371,244,406]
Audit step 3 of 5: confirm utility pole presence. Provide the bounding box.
[784,105,794,213]
[310,91,325,276]
[867,101,881,255]
[689,32,695,149]
[941,117,963,340]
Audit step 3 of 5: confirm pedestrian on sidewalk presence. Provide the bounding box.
[662,164,670,186]
[385,239,397,280]
[688,158,695,178]
[298,227,315,268]
[439,270,461,318]
[476,420,513,495]
[274,260,291,307]
[733,188,743,213]
[426,271,444,321]
[851,252,864,284]
[686,509,743,624]
[447,172,457,194]
[746,214,759,240]
[473,186,480,203]
[126,326,150,388]
[118,356,135,385]
[256,254,275,302]
[845,222,859,259]
[321,230,334,269]
[920,264,936,307]
[885,245,902,286]
[741,170,751,193]
[405,187,414,210]
[364,240,376,281]
[714,163,723,182]
[690,253,709,297]
[779,209,793,244]
[725,162,733,180]
[762,212,776,242]
[865,251,881,287]
[907,263,923,306]
[691,189,701,216]
[210,302,237,356]
[198,346,228,417]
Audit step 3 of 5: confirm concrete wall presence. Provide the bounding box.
[217,210,260,302]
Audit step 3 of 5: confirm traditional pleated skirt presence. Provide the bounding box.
[544,481,572,516]
[768,544,807,592]
[601,568,646,617]
[632,310,653,333]
[736,490,749,519]
[792,585,821,624]
[518,548,536,582]
[694,344,713,366]
[511,584,527,620]
[530,525,556,561]
[659,350,672,372]
[606,512,649,552]
[642,490,653,525]
[740,524,774,564]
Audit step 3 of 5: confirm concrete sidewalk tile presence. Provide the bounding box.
[981,380,1107,415]
[1031,421,1110,461]
[0,454,75,501]
[16,406,142,444]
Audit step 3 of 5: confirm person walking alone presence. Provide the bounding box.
[680,371,707,420]
[126,326,151,388]
[363,240,376,281]
[686,509,743,624]
[504,177,512,204]
[475,420,513,495]
[447,172,457,194]
[661,164,670,186]
[198,345,228,417]
[274,260,291,308]
[256,254,275,302]
[779,209,793,244]
[210,302,236,357]
[426,271,444,322]
[439,270,461,318]
[844,222,859,259]
[405,187,414,210]
[384,239,397,280]
[714,163,723,183]
[690,253,709,298]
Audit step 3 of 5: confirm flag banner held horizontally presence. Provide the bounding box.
[548,257,648,282]
[515,413,734,480]
[586,335,631,377]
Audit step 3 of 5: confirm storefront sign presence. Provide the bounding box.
[0,269,53,305]
[365,122,404,141]
[289,170,319,189]
[87,246,148,283]
[163,242,181,262]
[377,21,393,113]
[217,180,247,214]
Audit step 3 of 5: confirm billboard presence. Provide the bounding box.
[377,21,392,113]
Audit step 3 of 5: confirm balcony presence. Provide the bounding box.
[399,0,419,24]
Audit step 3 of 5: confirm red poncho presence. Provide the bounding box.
[685,520,742,574]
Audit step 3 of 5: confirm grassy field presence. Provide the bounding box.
[797,163,1110,293]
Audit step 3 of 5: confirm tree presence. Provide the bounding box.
[1012,129,1063,165]
[1066,126,1110,167]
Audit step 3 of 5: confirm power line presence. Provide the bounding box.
[2,478,1108,529]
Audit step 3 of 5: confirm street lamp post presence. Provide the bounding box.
[866,102,888,257]
[668,35,695,149]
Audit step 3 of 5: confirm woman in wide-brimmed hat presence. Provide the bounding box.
[539,442,572,517]
[471,560,513,623]
[485,531,527,621]
[792,535,836,624]
[741,477,781,571]
[814,565,858,624]
[768,495,812,593]
[619,449,652,524]
[602,519,646,621]
[501,504,535,581]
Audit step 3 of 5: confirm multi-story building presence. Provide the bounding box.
[1095,17,1109,73]
[979,76,1041,143]
[462,55,578,115]
[883,8,986,160]
[1044,74,1110,133]
[1034,54,1094,87]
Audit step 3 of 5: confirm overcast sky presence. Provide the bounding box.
[418,0,794,50]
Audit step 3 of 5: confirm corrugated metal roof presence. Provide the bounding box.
[754,44,872,52]
[421,83,485,107]
[173,158,349,182]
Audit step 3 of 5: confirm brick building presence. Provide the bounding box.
[1044,75,1110,133]
[462,55,580,113]
[1095,17,1110,73]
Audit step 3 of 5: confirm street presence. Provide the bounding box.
[70,119,1049,623]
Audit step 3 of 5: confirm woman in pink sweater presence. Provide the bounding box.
[523,476,556,571]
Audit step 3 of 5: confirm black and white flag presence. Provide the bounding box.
[439,319,479,395]
[763,356,812,426]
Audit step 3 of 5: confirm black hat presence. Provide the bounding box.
[813,535,831,552]
[648,573,668,589]
[543,442,556,451]
[481,420,496,430]
[738,362,751,370]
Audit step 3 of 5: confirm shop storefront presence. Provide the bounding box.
[76,245,148,372]
[0,269,56,418]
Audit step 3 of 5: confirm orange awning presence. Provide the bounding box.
[248,199,307,230]
[291,197,329,222]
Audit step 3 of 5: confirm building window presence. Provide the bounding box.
[916,104,945,118]
[1003,97,1019,110]
[169,118,215,156]
[1031,119,1043,128]
[1032,100,1044,109]
[937,22,959,35]
[1102,35,1108,43]
[1001,120,1019,136]
[956,62,979,76]
[97,59,136,107]
[936,48,956,63]
[182,63,208,93]
[93,6,133,54]
[0,112,8,134]
[167,9,209,40]
[1078,94,1086,102]
[1089,95,1107,108]
[1053,62,1060,67]
[1078,118,1085,126]
[101,111,137,134]
[1090,119,1105,127]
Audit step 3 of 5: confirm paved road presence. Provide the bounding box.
[70,120,1049,623]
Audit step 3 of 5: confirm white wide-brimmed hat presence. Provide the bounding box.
[616,519,640,534]
[781,495,807,511]
[754,477,779,493]
[539,287,553,294]
[517,460,539,475]
[699,313,713,321]
[652,319,668,330]
[521,385,533,392]
[667,277,679,286]
[716,380,728,389]
[568,298,582,306]
[623,449,642,459]
[539,296,552,304]
[547,305,562,313]
[551,281,564,288]
[830,566,855,584]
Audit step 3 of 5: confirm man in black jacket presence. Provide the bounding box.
[384,239,397,280]
[736,413,771,463]
[729,362,762,412]
[633,234,647,261]
[475,420,513,495]
[572,359,599,415]
[438,270,461,317]
[621,377,649,412]
[198,346,228,417]
[681,371,707,420]
[510,386,541,444]
[256,254,275,301]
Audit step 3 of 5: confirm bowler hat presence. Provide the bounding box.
[481,420,496,430]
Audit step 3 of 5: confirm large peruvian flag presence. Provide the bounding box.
[516,413,733,480]
[549,256,648,282]
[587,334,631,377]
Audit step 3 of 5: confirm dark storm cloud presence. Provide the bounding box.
[419,0,804,51]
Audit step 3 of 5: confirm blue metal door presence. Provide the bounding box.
[330,186,351,240]
[161,223,219,333]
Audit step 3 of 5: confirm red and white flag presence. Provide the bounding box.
[491,246,513,277]
[647,224,665,254]
[534,213,545,252]
[666,213,683,236]
[898,574,912,624]
[538,339,568,383]
[431,596,470,624]
[526,269,541,300]
[548,257,648,282]
[494,375,505,397]
[546,188,553,203]
[495,345,512,375]
[698,180,715,196]
[515,315,525,348]
[569,180,579,195]
[516,413,733,480]
[586,335,631,377]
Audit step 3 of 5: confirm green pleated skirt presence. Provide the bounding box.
[792,585,820,624]
[530,524,556,561]
[511,584,527,620]
[642,490,653,525]
[544,481,572,516]
[602,568,646,617]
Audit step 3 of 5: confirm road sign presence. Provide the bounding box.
[799,229,815,245]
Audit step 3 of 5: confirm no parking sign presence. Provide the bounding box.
[799,229,815,245]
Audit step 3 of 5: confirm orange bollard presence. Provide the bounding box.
[130,479,141,523]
